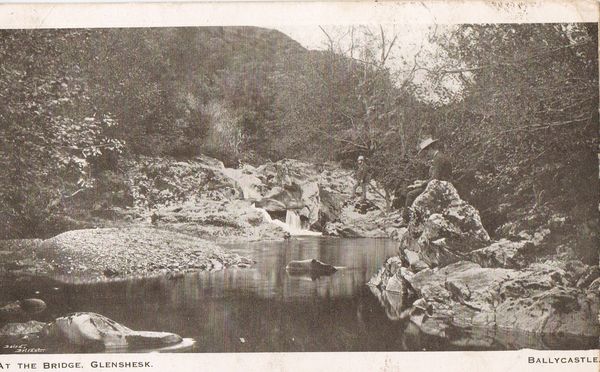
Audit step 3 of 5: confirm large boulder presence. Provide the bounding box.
[315,186,343,228]
[44,313,183,350]
[400,180,490,268]
[257,184,304,211]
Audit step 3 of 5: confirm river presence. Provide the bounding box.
[1,237,594,352]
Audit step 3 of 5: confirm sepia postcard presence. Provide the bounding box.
[0,1,598,371]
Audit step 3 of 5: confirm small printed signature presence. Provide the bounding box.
[3,344,46,353]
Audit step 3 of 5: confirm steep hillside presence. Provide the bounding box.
[0,27,327,238]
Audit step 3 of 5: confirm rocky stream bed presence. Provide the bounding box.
[0,156,598,351]
[368,180,599,346]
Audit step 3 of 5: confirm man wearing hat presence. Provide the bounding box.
[402,137,452,221]
[352,155,369,201]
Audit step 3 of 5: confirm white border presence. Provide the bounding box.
[0,1,597,371]
[0,0,597,29]
[0,349,599,371]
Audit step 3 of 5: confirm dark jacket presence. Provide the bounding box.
[355,162,369,182]
[429,151,452,181]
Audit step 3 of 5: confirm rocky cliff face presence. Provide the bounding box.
[369,180,599,344]
[2,155,404,282]
[124,156,401,241]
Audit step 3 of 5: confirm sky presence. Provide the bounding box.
[273,24,436,63]
[272,24,460,103]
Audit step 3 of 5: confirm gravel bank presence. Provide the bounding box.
[34,227,253,282]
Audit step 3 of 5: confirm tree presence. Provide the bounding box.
[422,23,598,236]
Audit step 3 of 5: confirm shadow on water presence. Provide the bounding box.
[0,237,596,352]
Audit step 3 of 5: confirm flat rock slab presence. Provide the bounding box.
[371,258,599,344]
[409,261,599,337]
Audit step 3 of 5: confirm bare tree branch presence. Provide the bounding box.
[495,115,593,134]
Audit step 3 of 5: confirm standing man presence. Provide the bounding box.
[352,155,369,201]
[402,138,452,221]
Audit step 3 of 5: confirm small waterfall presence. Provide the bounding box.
[222,165,320,236]
[285,210,302,231]
[253,205,321,236]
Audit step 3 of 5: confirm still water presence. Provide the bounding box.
[1,237,594,352]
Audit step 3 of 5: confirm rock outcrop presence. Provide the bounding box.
[39,153,413,242]
[400,180,490,268]
[469,239,536,269]
[371,259,599,342]
[370,179,599,344]
[128,156,399,239]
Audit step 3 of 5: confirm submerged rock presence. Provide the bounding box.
[285,259,337,276]
[19,299,47,314]
[44,312,183,350]
[0,299,47,320]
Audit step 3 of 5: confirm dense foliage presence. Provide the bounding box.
[0,24,597,243]
[428,24,598,235]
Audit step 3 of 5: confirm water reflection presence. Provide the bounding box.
[0,237,595,352]
[368,285,407,321]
